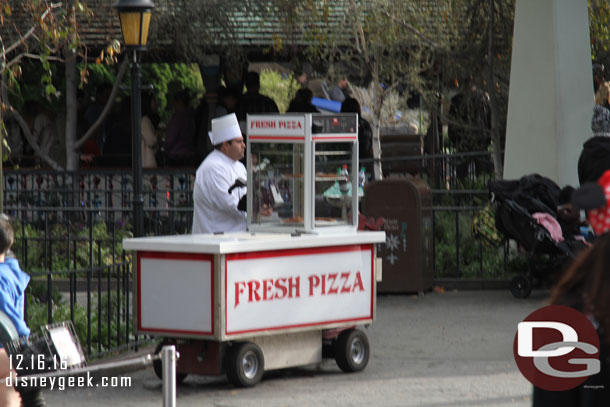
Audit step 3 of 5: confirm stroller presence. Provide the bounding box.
[488,175,587,298]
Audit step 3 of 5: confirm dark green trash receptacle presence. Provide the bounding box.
[363,176,433,293]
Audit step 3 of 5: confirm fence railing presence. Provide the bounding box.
[3,151,504,357]
[11,208,136,359]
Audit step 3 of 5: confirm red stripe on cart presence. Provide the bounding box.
[248,135,305,140]
[312,136,357,140]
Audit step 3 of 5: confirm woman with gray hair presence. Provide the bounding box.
[591,81,610,137]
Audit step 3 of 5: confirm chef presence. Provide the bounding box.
[192,113,247,234]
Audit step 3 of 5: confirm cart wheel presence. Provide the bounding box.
[225,342,264,387]
[153,342,188,384]
[510,276,532,299]
[334,329,370,373]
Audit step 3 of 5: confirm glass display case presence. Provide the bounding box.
[247,113,361,233]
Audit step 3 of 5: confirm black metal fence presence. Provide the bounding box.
[4,151,503,357]
[5,169,197,359]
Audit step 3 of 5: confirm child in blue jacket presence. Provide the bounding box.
[0,216,30,406]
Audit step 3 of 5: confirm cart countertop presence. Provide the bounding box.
[123,231,385,254]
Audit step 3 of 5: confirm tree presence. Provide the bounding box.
[1,1,66,170]
[590,0,610,74]
[276,0,461,180]
[285,0,515,181]
[0,0,123,172]
[437,0,515,180]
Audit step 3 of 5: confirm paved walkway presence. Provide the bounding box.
[42,289,547,406]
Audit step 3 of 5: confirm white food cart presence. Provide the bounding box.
[123,113,385,387]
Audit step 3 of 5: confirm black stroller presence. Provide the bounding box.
[489,175,587,298]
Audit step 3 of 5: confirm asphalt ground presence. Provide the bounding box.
[41,289,547,407]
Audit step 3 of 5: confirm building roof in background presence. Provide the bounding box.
[3,0,466,62]
[3,0,355,60]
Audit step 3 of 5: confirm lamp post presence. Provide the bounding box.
[113,0,154,238]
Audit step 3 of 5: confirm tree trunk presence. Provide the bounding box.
[65,48,78,170]
[487,0,503,180]
[65,5,79,171]
[371,79,385,181]
[371,120,383,180]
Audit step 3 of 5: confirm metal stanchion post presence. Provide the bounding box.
[162,345,178,407]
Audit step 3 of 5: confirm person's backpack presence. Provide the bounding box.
[472,203,503,247]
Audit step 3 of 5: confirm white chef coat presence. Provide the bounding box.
[192,150,247,234]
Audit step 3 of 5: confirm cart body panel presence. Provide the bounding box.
[126,232,384,341]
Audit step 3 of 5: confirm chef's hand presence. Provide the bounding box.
[228,178,247,194]
[260,204,273,216]
[238,194,247,212]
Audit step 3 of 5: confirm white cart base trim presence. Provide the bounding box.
[246,331,322,370]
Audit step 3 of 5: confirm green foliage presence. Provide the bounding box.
[81,63,121,94]
[590,0,610,61]
[434,209,507,279]
[142,63,204,121]
[6,62,60,110]
[259,69,300,112]
[11,219,132,274]
[26,289,131,356]
[16,218,134,356]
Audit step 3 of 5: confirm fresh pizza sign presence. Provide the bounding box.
[225,245,374,335]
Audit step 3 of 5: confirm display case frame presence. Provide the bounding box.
[246,113,359,234]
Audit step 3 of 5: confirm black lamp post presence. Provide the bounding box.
[113,0,154,238]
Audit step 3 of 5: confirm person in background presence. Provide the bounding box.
[296,63,312,89]
[213,86,240,119]
[591,81,610,138]
[194,96,211,164]
[165,90,196,167]
[21,101,56,167]
[84,83,112,154]
[341,97,373,161]
[593,63,605,93]
[329,77,349,103]
[235,71,279,124]
[192,113,247,234]
[556,186,580,238]
[447,84,492,178]
[103,97,132,167]
[287,88,318,113]
[141,92,158,168]
[578,82,610,184]
[0,216,31,407]
[532,233,610,406]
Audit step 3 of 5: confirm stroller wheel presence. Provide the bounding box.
[511,276,532,299]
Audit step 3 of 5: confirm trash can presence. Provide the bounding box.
[362,176,433,293]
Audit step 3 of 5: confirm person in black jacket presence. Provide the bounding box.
[235,72,279,123]
[532,234,610,406]
[340,97,372,161]
[577,136,610,185]
[578,82,610,185]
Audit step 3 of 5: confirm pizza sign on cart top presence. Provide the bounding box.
[247,114,358,142]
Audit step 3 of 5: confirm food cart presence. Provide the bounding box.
[123,113,385,387]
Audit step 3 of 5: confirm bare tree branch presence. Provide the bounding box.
[349,0,370,67]
[1,72,63,170]
[3,3,61,56]
[6,53,65,68]
[73,55,129,151]
[379,9,444,50]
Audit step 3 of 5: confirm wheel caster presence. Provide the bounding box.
[334,329,370,372]
[225,342,264,387]
[510,275,532,299]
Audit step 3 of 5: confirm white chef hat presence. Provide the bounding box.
[209,113,242,146]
